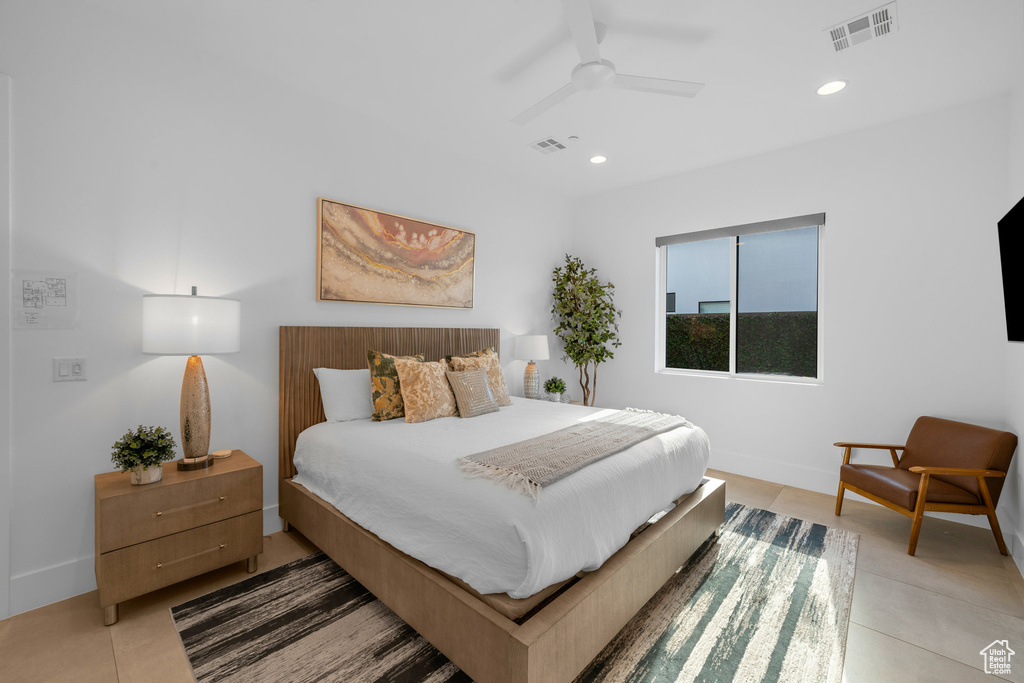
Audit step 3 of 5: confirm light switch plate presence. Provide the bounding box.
[53,357,87,382]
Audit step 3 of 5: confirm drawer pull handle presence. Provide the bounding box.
[154,495,227,519]
[156,542,228,569]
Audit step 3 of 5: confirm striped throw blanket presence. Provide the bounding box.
[458,408,691,500]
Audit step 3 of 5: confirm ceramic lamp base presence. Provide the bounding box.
[524,361,539,399]
[180,355,212,464]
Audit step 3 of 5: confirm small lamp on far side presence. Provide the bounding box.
[514,335,549,400]
[142,287,240,470]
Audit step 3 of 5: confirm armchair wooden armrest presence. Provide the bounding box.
[834,442,905,467]
[833,442,905,450]
[906,466,1006,478]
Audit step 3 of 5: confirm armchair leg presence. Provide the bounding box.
[835,483,846,516]
[978,477,1009,556]
[907,474,930,556]
[986,512,1009,556]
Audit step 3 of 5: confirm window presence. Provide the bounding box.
[657,213,823,379]
[698,301,730,314]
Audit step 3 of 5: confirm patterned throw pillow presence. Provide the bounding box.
[450,354,511,406]
[394,359,458,423]
[445,346,496,368]
[446,368,499,418]
[367,350,424,421]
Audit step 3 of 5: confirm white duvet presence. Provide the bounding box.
[292,397,710,599]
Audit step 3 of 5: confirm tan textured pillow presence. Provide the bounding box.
[450,354,511,406]
[447,369,499,418]
[394,359,458,423]
[446,346,496,368]
[367,350,424,422]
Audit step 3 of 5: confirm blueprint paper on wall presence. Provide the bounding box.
[11,270,78,329]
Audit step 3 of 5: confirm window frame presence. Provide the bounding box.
[655,214,825,384]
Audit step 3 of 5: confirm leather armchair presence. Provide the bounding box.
[834,416,1017,555]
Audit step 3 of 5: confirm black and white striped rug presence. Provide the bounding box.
[171,504,857,682]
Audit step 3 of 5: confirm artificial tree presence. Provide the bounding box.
[550,254,621,406]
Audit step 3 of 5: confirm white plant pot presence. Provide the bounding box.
[129,464,164,486]
[548,392,562,402]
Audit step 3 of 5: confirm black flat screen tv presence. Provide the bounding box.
[998,194,1024,342]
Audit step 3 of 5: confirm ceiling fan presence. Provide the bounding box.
[511,0,705,125]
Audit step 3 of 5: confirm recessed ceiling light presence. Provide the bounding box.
[817,80,847,96]
[590,155,607,164]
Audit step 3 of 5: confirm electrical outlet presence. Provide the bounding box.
[53,357,87,382]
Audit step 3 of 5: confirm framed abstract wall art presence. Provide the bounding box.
[317,198,475,309]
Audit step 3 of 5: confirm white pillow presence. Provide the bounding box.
[313,368,373,422]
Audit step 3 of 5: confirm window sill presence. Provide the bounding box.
[656,367,823,386]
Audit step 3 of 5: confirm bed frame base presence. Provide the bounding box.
[281,476,725,683]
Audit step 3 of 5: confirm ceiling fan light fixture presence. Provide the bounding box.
[571,60,616,91]
[590,155,607,164]
[817,80,848,96]
[510,0,705,125]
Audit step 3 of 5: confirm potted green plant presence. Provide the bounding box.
[111,425,178,485]
[551,254,622,406]
[543,377,567,402]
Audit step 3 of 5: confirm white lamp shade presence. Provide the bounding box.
[142,294,241,355]
[514,335,550,361]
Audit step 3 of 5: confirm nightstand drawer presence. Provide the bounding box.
[97,466,262,553]
[98,511,263,606]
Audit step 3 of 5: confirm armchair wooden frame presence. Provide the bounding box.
[834,442,1008,556]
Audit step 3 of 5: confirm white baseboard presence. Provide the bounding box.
[1011,530,1024,578]
[709,447,839,497]
[9,505,288,617]
[263,504,284,535]
[9,555,95,616]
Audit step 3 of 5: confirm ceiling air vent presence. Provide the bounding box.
[529,138,567,155]
[827,2,898,52]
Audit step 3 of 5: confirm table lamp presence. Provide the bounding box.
[514,335,549,399]
[142,287,241,470]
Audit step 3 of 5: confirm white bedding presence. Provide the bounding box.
[292,397,710,599]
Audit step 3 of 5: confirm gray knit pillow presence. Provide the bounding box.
[446,368,499,418]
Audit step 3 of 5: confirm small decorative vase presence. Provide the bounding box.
[548,392,562,402]
[129,465,163,486]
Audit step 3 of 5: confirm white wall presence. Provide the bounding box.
[1,73,12,620]
[0,1,571,614]
[574,97,1014,527]
[1002,7,1024,573]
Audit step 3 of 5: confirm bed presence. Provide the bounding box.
[279,326,725,683]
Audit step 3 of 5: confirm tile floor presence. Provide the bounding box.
[0,470,1021,682]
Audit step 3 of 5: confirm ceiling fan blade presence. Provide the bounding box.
[494,26,569,83]
[613,73,705,98]
[562,0,601,64]
[512,83,577,125]
[603,18,711,46]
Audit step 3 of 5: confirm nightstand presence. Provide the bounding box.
[94,450,263,625]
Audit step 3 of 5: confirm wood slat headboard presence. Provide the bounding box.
[279,326,500,480]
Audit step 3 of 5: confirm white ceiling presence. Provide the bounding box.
[83,0,1024,199]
